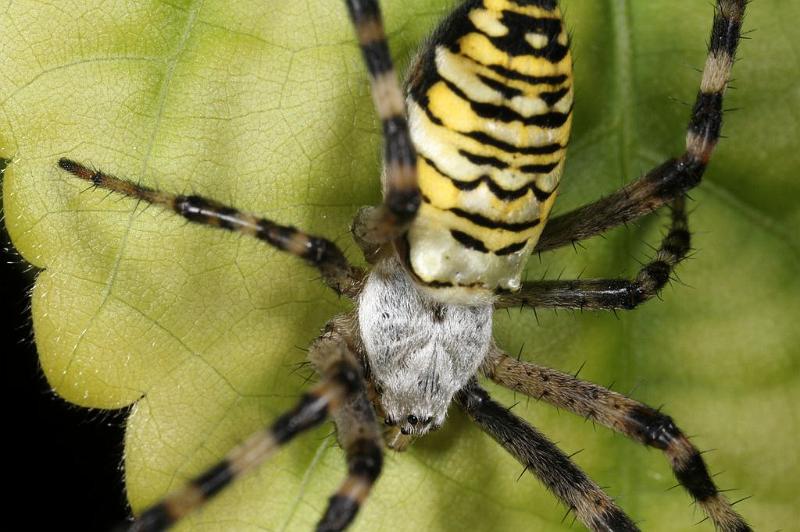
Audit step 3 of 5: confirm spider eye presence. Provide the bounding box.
[423,417,433,425]
[407,414,419,425]
[384,417,396,426]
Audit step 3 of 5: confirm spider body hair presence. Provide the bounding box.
[358,254,493,437]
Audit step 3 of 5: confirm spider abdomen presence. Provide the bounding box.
[403,0,573,302]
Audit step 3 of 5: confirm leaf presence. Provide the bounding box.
[2,1,799,530]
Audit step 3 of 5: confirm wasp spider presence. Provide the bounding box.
[51,0,751,530]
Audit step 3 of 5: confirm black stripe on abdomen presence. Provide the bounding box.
[449,230,529,256]
[539,87,570,107]
[462,130,564,155]
[421,155,556,202]
[482,11,569,63]
[458,149,508,169]
[450,229,489,252]
[449,206,540,232]
[416,94,567,156]
[485,64,567,87]
[439,75,571,128]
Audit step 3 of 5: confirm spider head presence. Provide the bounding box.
[377,380,448,439]
[384,412,439,436]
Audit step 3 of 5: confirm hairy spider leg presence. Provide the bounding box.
[484,349,751,532]
[55,2,419,529]
[345,0,420,245]
[488,6,750,525]
[456,381,639,532]
[311,321,385,531]
[496,196,690,310]
[57,158,362,297]
[58,0,421,293]
[127,325,381,532]
[533,0,745,253]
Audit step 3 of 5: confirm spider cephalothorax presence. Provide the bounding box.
[359,255,493,436]
[54,0,751,531]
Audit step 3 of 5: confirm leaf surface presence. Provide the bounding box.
[2,1,798,530]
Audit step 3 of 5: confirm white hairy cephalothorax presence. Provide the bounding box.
[358,255,493,435]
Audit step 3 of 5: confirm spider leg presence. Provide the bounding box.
[484,348,752,532]
[345,0,420,247]
[311,321,384,531]
[534,0,746,253]
[496,197,689,310]
[57,158,362,297]
[456,380,639,532]
[126,323,379,532]
[318,391,383,531]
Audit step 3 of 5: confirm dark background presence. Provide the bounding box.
[1,223,128,531]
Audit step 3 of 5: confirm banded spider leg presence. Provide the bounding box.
[491,3,751,530]
[55,1,417,530]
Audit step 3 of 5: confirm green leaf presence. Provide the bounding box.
[2,1,798,530]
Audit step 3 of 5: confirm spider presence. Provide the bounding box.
[45,0,751,530]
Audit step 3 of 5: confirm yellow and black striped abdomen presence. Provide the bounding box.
[403,0,572,303]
